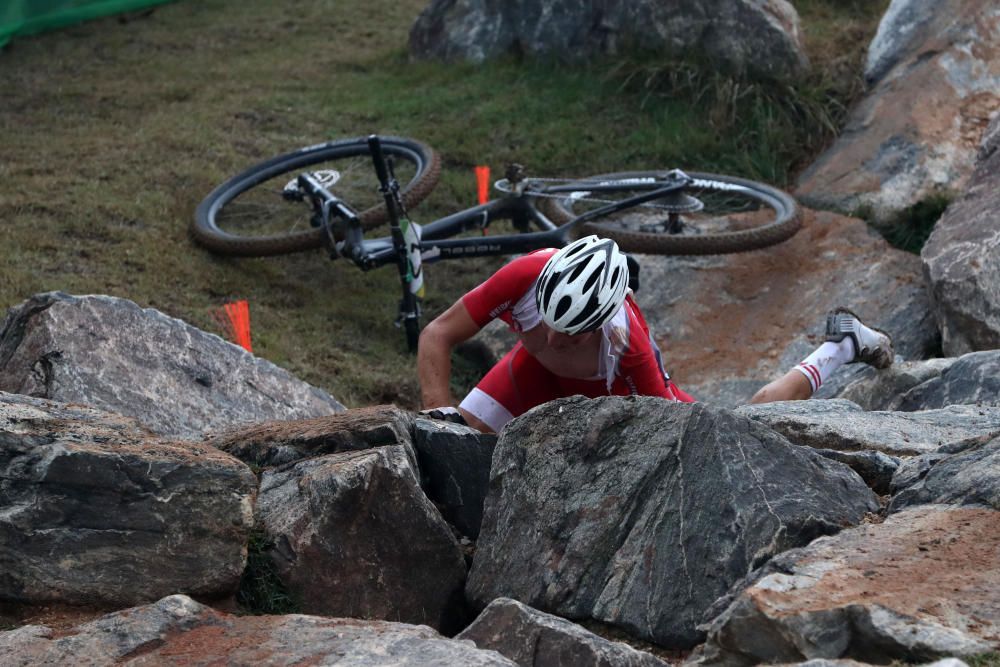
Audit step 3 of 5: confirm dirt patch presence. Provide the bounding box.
[0,595,241,636]
[662,209,882,385]
[134,620,273,663]
[750,507,1000,642]
[0,601,115,634]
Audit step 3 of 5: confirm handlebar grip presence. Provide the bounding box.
[368,134,391,188]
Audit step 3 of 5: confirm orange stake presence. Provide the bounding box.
[212,300,253,353]
[475,165,490,205]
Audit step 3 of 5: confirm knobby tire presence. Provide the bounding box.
[192,136,440,257]
[539,171,800,255]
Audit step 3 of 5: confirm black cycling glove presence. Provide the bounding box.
[418,406,468,426]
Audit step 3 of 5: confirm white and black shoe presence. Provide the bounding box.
[825,307,894,369]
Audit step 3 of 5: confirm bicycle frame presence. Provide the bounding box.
[357,197,563,268]
[303,157,691,271]
[297,134,692,350]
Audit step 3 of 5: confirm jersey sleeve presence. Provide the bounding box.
[461,250,555,328]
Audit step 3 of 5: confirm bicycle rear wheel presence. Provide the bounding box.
[193,136,440,256]
[537,170,800,255]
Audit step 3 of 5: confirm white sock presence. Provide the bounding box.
[795,339,855,393]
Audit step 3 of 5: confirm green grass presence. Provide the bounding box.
[0,0,886,409]
[236,529,299,615]
[968,653,1000,667]
[602,0,890,182]
[863,193,953,254]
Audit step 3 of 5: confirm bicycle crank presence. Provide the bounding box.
[638,191,704,233]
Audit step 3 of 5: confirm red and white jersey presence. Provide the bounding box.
[462,250,694,402]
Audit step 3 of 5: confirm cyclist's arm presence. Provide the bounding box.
[619,353,675,397]
[419,250,554,411]
[619,353,693,401]
[618,300,696,402]
[417,299,480,408]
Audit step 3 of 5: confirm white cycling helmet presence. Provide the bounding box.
[536,235,630,335]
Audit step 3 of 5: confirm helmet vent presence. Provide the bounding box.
[567,293,600,330]
[554,295,573,320]
[568,262,587,283]
[540,271,559,309]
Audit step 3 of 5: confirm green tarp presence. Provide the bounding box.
[1,0,176,48]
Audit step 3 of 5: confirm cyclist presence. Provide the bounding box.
[417,235,893,433]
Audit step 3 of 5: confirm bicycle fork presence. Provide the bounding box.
[368,135,423,353]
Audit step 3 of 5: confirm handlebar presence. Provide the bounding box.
[297,173,360,225]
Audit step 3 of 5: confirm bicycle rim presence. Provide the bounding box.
[192,136,440,256]
[537,171,800,255]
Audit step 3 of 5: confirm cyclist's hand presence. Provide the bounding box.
[418,406,467,426]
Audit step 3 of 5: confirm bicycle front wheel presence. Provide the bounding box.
[538,171,800,255]
[193,136,440,256]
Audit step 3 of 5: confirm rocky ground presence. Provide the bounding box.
[1,0,999,665]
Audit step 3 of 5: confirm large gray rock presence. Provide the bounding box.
[796,0,1000,221]
[890,351,1000,410]
[831,351,1000,411]
[0,391,256,606]
[736,399,1000,456]
[830,358,956,411]
[889,451,951,501]
[889,435,1000,512]
[458,597,667,667]
[698,506,1000,664]
[210,408,496,539]
[256,445,468,633]
[809,448,900,496]
[634,210,937,407]
[413,417,496,539]
[0,292,344,439]
[922,112,1000,355]
[0,594,516,666]
[467,396,878,649]
[409,0,808,81]
[207,404,417,470]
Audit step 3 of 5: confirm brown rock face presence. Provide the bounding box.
[796,0,1000,221]
[700,505,1000,664]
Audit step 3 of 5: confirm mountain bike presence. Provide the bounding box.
[193,134,800,351]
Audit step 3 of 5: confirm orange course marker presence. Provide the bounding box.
[475,165,490,205]
[212,300,253,353]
